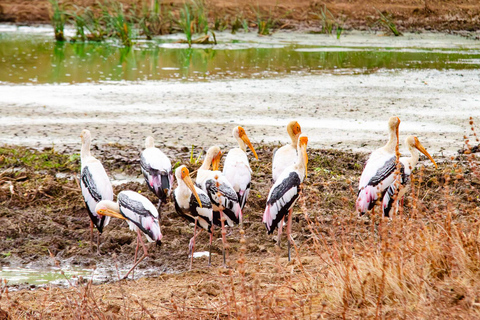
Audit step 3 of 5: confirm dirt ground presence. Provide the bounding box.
[1,0,479,32]
[1,136,480,318]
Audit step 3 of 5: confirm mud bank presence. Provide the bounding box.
[1,69,479,157]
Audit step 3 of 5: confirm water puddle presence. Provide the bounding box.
[1,26,479,84]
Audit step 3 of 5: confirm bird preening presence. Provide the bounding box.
[78,117,437,278]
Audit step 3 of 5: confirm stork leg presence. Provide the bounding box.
[123,229,148,280]
[276,217,284,248]
[188,219,202,270]
[286,208,293,262]
[157,200,162,221]
[220,211,227,267]
[96,232,101,255]
[208,224,214,266]
[90,220,94,253]
[132,232,141,278]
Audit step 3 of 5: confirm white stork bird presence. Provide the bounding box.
[223,126,258,211]
[379,136,437,217]
[95,190,162,279]
[140,136,173,215]
[196,146,241,265]
[263,134,308,262]
[356,116,401,216]
[174,165,214,269]
[80,129,114,254]
[272,120,302,183]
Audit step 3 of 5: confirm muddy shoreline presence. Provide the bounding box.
[1,0,480,34]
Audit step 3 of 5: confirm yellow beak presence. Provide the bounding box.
[97,208,126,220]
[241,135,258,160]
[183,175,203,208]
[415,140,438,169]
[211,152,222,171]
[301,143,308,177]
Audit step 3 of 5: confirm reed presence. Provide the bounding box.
[376,9,403,36]
[49,0,66,42]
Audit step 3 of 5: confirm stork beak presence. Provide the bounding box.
[211,151,222,171]
[183,175,203,208]
[414,139,438,169]
[301,144,308,177]
[241,134,258,160]
[97,208,126,220]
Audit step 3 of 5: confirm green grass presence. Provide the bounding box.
[376,9,403,36]
[49,0,67,42]
[311,4,345,39]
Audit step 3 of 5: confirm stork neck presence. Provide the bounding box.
[294,143,306,171]
[200,152,214,170]
[100,200,120,213]
[407,145,420,168]
[236,137,247,152]
[384,127,398,153]
[290,133,299,148]
[81,138,92,159]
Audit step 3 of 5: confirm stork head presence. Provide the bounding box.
[95,200,125,220]
[145,136,155,149]
[80,129,91,144]
[298,134,309,176]
[234,126,258,160]
[205,146,223,171]
[406,136,438,169]
[287,120,302,142]
[175,165,203,208]
[388,117,401,142]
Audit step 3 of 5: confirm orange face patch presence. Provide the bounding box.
[181,167,190,179]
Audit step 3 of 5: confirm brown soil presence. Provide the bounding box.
[0,0,479,32]
[1,139,480,318]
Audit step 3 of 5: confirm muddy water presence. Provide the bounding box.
[1,26,480,285]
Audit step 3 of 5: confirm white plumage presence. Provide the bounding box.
[356,117,400,215]
[272,121,302,183]
[140,136,173,210]
[79,129,113,253]
[223,126,258,210]
[263,134,308,261]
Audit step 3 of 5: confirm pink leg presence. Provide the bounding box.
[276,217,284,247]
[220,211,227,266]
[132,232,140,278]
[123,229,148,280]
[208,224,214,266]
[189,219,201,270]
[90,220,94,253]
[286,209,293,262]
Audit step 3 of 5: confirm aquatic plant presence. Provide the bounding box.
[376,9,403,36]
[311,4,345,38]
[49,0,67,42]
[101,1,134,46]
[137,0,173,40]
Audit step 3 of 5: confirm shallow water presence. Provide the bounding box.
[1,26,479,84]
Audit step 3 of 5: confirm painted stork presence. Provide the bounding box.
[196,146,241,265]
[95,190,162,279]
[140,136,173,215]
[356,116,400,216]
[272,120,302,183]
[223,126,258,211]
[381,136,437,217]
[80,129,114,254]
[173,165,214,269]
[263,134,308,261]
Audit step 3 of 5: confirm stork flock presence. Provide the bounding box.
[79,117,437,278]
